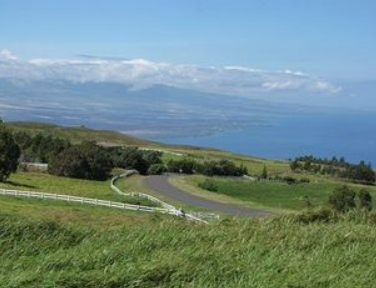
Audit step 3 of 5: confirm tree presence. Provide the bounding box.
[0,120,21,181]
[110,147,149,175]
[49,141,112,180]
[290,160,300,171]
[143,150,163,166]
[358,189,372,211]
[148,164,167,175]
[260,165,268,179]
[329,185,356,212]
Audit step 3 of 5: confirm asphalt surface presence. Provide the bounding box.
[144,175,270,217]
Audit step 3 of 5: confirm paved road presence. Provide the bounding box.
[144,175,270,217]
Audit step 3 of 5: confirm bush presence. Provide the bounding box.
[293,208,336,224]
[167,159,197,174]
[109,147,150,175]
[148,164,167,175]
[0,121,21,181]
[358,189,372,211]
[198,179,219,192]
[49,141,112,181]
[329,185,356,212]
[299,178,310,184]
[283,176,297,185]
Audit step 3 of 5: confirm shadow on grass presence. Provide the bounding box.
[3,181,38,189]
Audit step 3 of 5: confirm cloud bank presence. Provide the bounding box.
[0,49,341,96]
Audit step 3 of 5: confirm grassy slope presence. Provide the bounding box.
[1,209,376,288]
[0,171,158,206]
[177,175,376,211]
[0,196,157,229]
[6,120,375,213]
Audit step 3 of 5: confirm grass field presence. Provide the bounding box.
[0,196,158,229]
[0,172,159,207]
[177,175,376,211]
[1,207,376,287]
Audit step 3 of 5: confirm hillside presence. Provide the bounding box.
[5,120,288,175]
[1,206,376,288]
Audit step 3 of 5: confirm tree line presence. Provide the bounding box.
[1,120,247,181]
[290,155,375,184]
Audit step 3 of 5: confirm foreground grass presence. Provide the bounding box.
[1,207,376,287]
[0,196,160,229]
[180,176,376,211]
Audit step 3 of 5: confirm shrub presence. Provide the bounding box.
[260,165,268,179]
[299,178,310,184]
[358,189,372,211]
[329,185,356,212]
[0,121,21,181]
[109,147,150,175]
[148,164,167,175]
[283,176,297,185]
[49,141,112,181]
[293,208,336,224]
[198,179,219,192]
[167,159,197,174]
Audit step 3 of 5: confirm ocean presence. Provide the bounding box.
[159,111,376,165]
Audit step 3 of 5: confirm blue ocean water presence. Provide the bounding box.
[160,111,376,165]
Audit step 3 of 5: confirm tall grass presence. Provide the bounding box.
[1,211,376,287]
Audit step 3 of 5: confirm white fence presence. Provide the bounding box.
[111,171,210,223]
[110,171,176,211]
[0,170,217,224]
[0,188,178,215]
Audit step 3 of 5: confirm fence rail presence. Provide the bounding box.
[110,171,176,210]
[0,188,178,215]
[0,170,218,224]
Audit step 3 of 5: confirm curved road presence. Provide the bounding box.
[144,175,270,218]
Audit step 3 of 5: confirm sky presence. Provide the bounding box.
[1,0,375,81]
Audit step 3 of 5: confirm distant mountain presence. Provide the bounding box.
[0,78,312,138]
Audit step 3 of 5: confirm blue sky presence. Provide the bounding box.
[1,0,375,80]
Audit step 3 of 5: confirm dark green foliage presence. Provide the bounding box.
[293,208,336,224]
[148,164,167,175]
[329,185,356,212]
[109,147,162,175]
[283,176,297,185]
[198,179,219,192]
[167,158,197,174]
[299,178,310,184]
[196,159,248,177]
[349,161,375,184]
[110,147,150,175]
[260,165,268,179]
[48,141,112,180]
[13,131,71,163]
[167,158,247,176]
[292,155,375,184]
[0,120,21,181]
[143,150,163,166]
[289,160,300,171]
[358,189,372,211]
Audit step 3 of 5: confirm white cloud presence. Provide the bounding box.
[0,49,18,60]
[0,49,341,96]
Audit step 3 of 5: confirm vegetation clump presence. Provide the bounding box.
[198,179,219,192]
[49,141,112,181]
[148,164,167,175]
[290,155,375,184]
[0,119,20,181]
[167,158,247,176]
